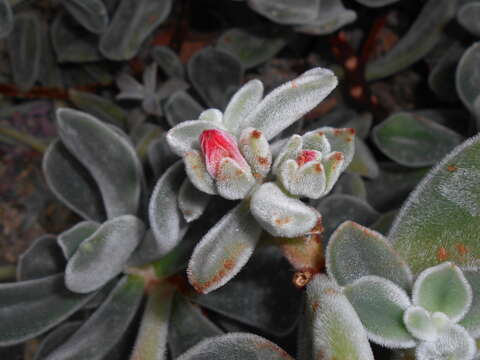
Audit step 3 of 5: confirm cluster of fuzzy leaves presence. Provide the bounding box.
[163,67,356,294]
[305,220,479,359]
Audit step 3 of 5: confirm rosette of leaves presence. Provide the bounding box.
[163,67,355,294]
[300,134,480,359]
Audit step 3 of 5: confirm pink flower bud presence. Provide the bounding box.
[296,150,319,166]
[199,129,250,178]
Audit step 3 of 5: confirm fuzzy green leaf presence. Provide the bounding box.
[164,91,203,127]
[217,28,286,69]
[327,221,412,290]
[346,138,379,179]
[250,182,319,237]
[65,215,145,293]
[43,140,105,222]
[456,42,480,115]
[0,274,94,346]
[415,324,476,360]
[366,0,457,80]
[459,270,480,337]
[149,161,188,257]
[177,333,293,360]
[187,201,261,294]
[57,221,100,259]
[344,276,415,348]
[33,321,82,360]
[372,112,463,168]
[56,108,143,219]
[412,262,472,323]
[243,68,338,140]
[62,0,109,34]
[166,120,222,157]
[17,235,65,281]
[44,275,144,360]
[188,47,243,109]
[300,274,374,360]
[457,3,480,37]
[389,135,480,274]
[100,0,172,60]
[223,80,264,135]
[152,45,185,79]
[178,179,210,222]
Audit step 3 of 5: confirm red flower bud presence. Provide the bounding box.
[200,129,249,178]
[296,150,319,166]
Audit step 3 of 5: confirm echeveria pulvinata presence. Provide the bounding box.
[166,67,355,238]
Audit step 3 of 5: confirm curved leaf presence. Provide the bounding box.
[177,333,293,360]
[164,91,203,128]
[178,179,210,222]
[149,161,187,258]
[250,182,319,237]
[34,321,83,360]
[188,47,244,109]
[100,0,172,60]
[459,270,480,337]
[62,0,108,34]
[327,221,412,290]
[57,108,143,219]
[65,215,145,293]
[43,140,105,222]
[7,11,42,91]
[45,275,144,360]
[344,276,415,349]
[389,134,480,274]
[456,42,480,114]
[17,235,65,281]
[457,2,480,37]
[300,274,374,360]
[412,262,472,323]
[354,0,399,7]
[187,201,262,294]
[366,0,457,81]
[243,68,338,140]
[152,45,185,79]
[57,221,100,259]
[0,274,94,346]
[372,112,463,167]
[247,0,320,25]
[217,28,286,69]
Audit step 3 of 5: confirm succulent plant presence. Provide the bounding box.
[165,67,356,293]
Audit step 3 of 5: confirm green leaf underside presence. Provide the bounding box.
[389,134,480,274]
[45,275,144,360]
[0,274,95,346]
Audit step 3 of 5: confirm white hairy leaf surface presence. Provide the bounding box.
[250,182,319,237]
[178,179,211,222]
[239,127,272,179]
[403,306,440,342]
[184,150,217,195]
[57,221,100,259]
[326,221,412,290]
[243,67,338,140]
[415,324,476,360]
[412,262,472,323]
[215,157,255,200]
[149,161,188,256]
[344,276,416,349]
[56,108,143,219]
[302,274,374,360]
[166,120,222,157]
[318,127,355,170]
[459,270,480,337]
[302,129,331,154]
[323,151,346,193]
[389,134,480,274]
[223,79,264,135]
[187,202,261,294]
[176,332,293,360]
[272,134,303,174]
[65,215,145,293]
[198,108,223,124]
[280,159,327,199]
